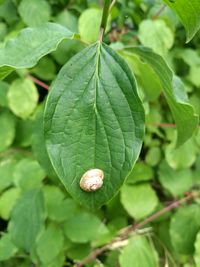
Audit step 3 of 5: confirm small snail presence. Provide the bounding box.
[80,169,104,192]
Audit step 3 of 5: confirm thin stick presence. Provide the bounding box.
[75,192,197,267]
[152,4,166,20]
[28,75,49,90]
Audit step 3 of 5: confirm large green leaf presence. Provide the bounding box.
[0,23,74,79]
[119,235,159,267]
[163,0,200,42]
[44,42,144,209]
[8,189,45,252]
[120,47,199,146]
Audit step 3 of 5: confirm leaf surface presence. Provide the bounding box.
[0,23,74,79]
[44,42,144,209]
[119,235,159,267]
[163,0,200,42]
[170,204,200,254]
[120,47,199,146]
[9,189,45,251]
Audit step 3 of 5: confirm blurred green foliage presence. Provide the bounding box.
[0,0,200,266]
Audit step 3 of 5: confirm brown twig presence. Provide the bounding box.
[75,192,197,267]
[28,75,49,90]
[152,4,167,20]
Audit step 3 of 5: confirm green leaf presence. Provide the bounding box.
[0,188,21,220]
[0,81,9,107]
[56,10,78,32]
[66,243,91,261]
[78,8,110,43]
[13,158,46,190]
[30,56,56,81]
[19,0,51,27]
[0,109,16,152]
[124,53,162,101]
[120,46,199,146]
[194,231,200,266]
[165,137,196,169]
[32,105,58,181]
[188,65,200,87]
[120,184,158,220]
[119,235,159,267]
[8,78,39,119]
[0,23,74,79]
[170,204,200,254]
[145,147,161,166]
[138,19,174,56]
[0,234,18,261]
[0,156,16,192]
[63,212,103,243]
[36,224,64,264]
[9,189,45,252]
[44,42,144,209]
[163,0,200,42]
[52,39,85,65]
[15,118,34,147]
[126,161,153,184]
[158,161,193,196]
[43,185,79,222]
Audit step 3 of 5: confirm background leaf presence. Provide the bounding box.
[170,204,200,254]
[120,47,199,146]
[119,235,159,267]
[0,109,15,152]
[19,0,51,27]
[8,189,45,251]
[0,23,74,79]
[8,78,39,119]
[163,0,200,42]
[121,183,158,220]
[36,223,64,265]
[78,8,110,44]
[63,212,103,243]
[138,19,174,56]
[0,234,18,261]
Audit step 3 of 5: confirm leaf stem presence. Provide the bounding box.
[99,0,111,42]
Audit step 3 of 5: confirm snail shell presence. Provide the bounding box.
[80,169,104,192]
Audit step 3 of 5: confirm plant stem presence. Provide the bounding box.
[75,192,197,267]
[99,0,111,42]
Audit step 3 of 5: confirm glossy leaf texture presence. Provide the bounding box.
[120,46,199,146]
[44,42,145,209]
[0,23,74,79]
[163,0,200,42]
